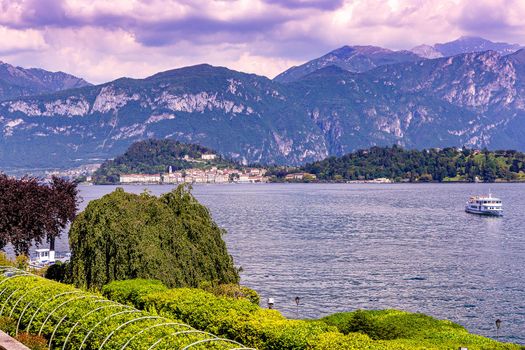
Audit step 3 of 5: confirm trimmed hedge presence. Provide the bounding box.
[104,280,334,350]
[101,278,169,309]
[319,310,522,350]
[103,279,524,350]
[0,268,252,350]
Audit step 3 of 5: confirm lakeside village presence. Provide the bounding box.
[118,152,271,184]
[120,166,269,184]
[42,153,264,184]
[43,151,395,184]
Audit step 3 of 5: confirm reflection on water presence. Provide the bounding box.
[52,183,525,344]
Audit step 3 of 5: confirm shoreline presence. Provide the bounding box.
[88,180,525,186]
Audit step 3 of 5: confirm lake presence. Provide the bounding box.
[55,183,525,344]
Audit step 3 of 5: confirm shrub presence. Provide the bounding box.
[138,287,335,350]
[323,309,465,340]
[102,279,168,308]
[0,268,250,350]
[44,261,70,283]
[15,255,29,270]
[0,252,14,267]
[101,280,523,350]
[339,309,403,340]
[199,282,260,305]
[321,310,520,350]
[16,332,47,350]
[307,331,374,350]
[0,316,16,335]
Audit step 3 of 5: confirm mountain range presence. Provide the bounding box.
[413,36,522,58]
[275,36,523,83]
[1,36,525,171]
[0,61,91,101]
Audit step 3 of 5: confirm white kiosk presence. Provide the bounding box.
[34,249,55,264]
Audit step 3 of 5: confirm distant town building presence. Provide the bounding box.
[119,174,162,184]
[346,177,393,184]
[285,173,316,181]
[201,154,217,160]
[367,177,392,183]
[119,167,268,184]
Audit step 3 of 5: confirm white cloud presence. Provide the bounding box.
[1,0,524,84]
[0,26,47,54]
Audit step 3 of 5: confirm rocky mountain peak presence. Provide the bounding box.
[0,60,92,101]
[274,45,420,83]
[506,48,525,65]
[411,44,443,59]
[432,36,521,57]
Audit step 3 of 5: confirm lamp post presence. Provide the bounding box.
[267,297,274,310]
[495,319,502,339]
[294,296,301,318]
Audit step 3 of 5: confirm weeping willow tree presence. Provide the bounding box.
[69,185,239,290]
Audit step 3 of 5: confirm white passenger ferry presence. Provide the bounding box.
[465,193,503,216]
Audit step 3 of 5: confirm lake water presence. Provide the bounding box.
[56,183,525,344]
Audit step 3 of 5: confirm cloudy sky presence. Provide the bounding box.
[0,0,523,84]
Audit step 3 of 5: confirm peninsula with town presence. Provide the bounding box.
[83,140,525,185]
[91,139,270,185]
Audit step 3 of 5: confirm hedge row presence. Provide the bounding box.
[103,279,523,350]
[0,267,253,350]
[319,310,525,350]
[103,280,334,350]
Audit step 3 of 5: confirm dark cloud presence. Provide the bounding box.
[21,0,68,26]
[2,0,81,29]
[0,0,301,49]
[134,14,292,47]
[452,1,519,36]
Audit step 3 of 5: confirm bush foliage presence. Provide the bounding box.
[68,185,239,290]
[199,281,261,305]
[320,310,523,350]
[101,279,169,309]
[44,261,70,283]
[0,268,250,350]
[103,279,524,350]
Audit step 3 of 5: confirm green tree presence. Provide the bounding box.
[68,184,239,290]
[482,155,497,183]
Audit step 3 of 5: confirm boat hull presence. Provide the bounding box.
[465,208,503,216]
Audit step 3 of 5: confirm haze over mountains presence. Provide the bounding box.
[1,36,524,171]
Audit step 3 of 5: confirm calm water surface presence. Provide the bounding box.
[57,183,525,344]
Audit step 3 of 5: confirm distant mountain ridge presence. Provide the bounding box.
[274,45,421,83]
[1,37,525,171]
[412,36,522,59]
[0,60,91,101]
[434,36,522,57]
[275,36,523,83]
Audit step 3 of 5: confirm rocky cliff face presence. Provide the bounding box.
[1,51,525,170]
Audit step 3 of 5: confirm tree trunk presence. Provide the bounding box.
[49,236,55,251]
